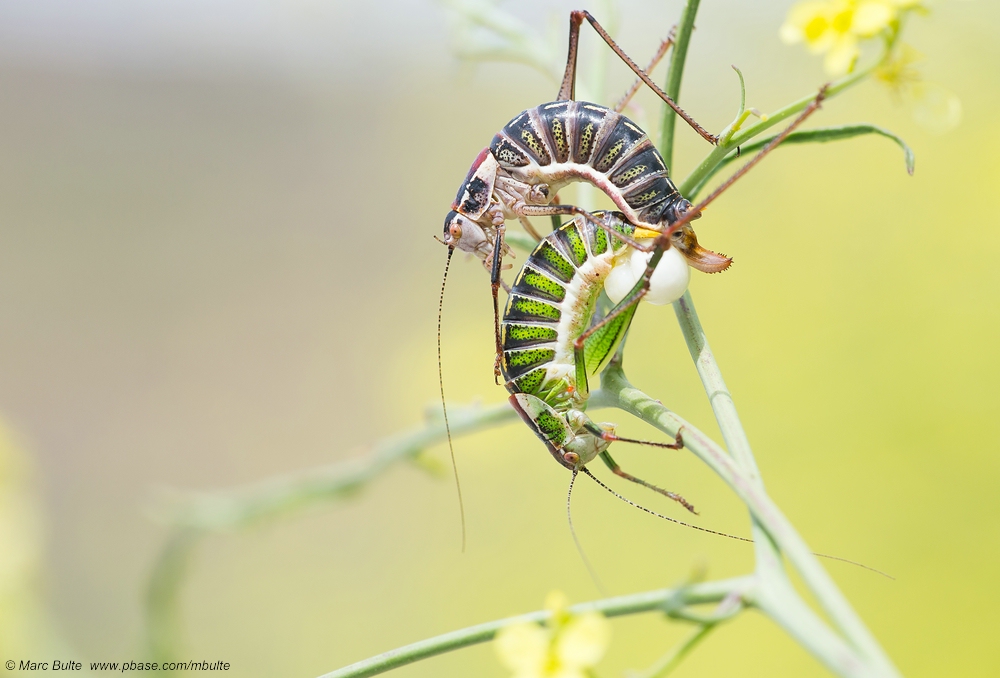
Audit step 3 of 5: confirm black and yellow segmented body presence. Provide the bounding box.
[501,212,638,415]
[490,101,685,225]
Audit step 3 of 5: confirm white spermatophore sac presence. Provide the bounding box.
[604,244,691,306]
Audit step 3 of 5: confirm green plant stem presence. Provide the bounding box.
[659,0,700,168]
[144,401,518,664]
[671,289,782,601]
[670,293,906,677]
[672,292,759,481]
[145,529,201,666]
[153,402,516,532]
[316,577,750,678]
[630,624,715,678]
[590,369,899,678]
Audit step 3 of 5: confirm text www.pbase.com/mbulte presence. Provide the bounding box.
[5,659,230,672]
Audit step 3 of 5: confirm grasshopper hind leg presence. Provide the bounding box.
[557,10,717,145]
[489,224,507,384]
[599,448,698,515]
[580,418,697,514]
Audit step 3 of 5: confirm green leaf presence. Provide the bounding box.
[689,124,915,198]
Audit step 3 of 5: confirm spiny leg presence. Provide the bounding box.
[490,223,507,383]
[581,418,685,453]
[558,11,717,145]
[613,27,675,113]
[481,256,512,295]
[598,428,685,451]
[598,449,698,514]
[580,467,754,542]
[556,9,584,101]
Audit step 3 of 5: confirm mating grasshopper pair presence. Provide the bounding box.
[438,11,827,540]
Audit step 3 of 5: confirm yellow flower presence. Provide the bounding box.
[875,44,963,134]
[874,43,923,96]
[495,591,611,678]
[780,0,920,76]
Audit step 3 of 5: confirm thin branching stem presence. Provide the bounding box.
[152,402,515,532]
[145,529,201,666]
[316,578,750,678]
[144,402,518,663]
[589,370,900,678]
[629,624,715,678]
[678,50,889,197]
[659,0,700,168]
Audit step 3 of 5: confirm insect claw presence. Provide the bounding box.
[669,488,698,514]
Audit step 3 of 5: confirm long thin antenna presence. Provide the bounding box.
[580,467,753,542]
[567,471,607,595]
[437,246,466,552]
[806,551,895,580]
[580,468,893,579]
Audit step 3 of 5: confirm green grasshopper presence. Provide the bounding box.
[499,209,710,520]
[437,62,831,547]
[497,90,832,501]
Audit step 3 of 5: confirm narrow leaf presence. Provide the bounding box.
[690,124,915,198]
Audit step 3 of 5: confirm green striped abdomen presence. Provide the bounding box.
[500,211,636,411]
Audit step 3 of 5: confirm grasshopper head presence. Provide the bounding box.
[442,210,490,259]
[558,433,612,471]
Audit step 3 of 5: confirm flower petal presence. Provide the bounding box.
[823,36,860,76]
[555,612,611,669]
[830,6,854,34]
[781,2,831,45]
[779,21,805,44]
[495,623,550,674]
[544,591,570,616]
[852,2,894,36]
[549,669,587,678]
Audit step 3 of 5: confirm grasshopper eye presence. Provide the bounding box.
[443,211,463,245]
[562,451,580,465]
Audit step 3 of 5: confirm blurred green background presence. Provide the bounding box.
[0,0,997,676]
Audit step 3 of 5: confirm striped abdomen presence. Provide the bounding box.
[490,101,684,225]
[501,212,636,411]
